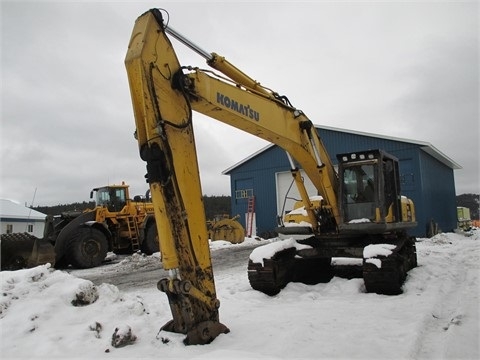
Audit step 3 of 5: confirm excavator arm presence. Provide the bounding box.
[125,9,230,345]
[125,9,340,344]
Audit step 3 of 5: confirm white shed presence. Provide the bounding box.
[0,199,47,237]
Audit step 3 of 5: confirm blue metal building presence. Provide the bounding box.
[223,125,461,238]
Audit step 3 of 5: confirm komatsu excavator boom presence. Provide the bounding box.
[125,9,417,345]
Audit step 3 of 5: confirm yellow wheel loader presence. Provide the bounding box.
[1,183,159,270]
[124,9,417,344]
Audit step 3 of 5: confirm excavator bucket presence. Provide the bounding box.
[0,232,56,270]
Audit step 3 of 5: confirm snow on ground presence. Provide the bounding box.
[1,232,479,359]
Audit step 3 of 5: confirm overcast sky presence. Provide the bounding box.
[1,1,478,206]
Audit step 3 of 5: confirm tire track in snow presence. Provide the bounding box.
[408,235,479,359]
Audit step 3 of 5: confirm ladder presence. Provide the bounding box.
[246,196,255,237]
[127,216,140,252]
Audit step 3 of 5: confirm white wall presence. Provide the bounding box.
[1,219,45,237]
[275,170,317,217]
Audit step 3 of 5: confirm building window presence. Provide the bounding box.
[6,224,13,234]
[235,189,253,199]
[27,224,33,233]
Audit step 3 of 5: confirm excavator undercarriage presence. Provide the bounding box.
[248,232,417,296]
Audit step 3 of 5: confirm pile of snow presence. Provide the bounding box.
[1,231,479,359]
[1,264,99,315]
[1,264,158,357]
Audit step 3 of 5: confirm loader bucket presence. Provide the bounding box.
[0,233,56,270]
[210,218,245,244]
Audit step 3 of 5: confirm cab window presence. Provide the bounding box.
[96,187,127,212]
[342,164,376,222]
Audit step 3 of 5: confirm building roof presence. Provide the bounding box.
[222,125,461,174]
[0,199,47,220]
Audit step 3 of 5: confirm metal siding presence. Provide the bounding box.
[255,168,279,237]
[230,146,290,235]
[418,150,457,233]
[233,178,254,221]
[228,128,456,238]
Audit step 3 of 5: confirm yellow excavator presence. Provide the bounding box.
[125,9,418,345]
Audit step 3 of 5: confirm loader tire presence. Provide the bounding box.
[66,227,108,269]
[141,224,159,255]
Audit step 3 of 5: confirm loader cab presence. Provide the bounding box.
[91,185,128,213]
[337,150,401,232]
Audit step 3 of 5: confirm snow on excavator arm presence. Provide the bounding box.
[125,9,339,344]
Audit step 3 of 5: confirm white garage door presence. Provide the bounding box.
[275,170,318,218]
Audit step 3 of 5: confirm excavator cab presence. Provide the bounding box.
[337,149,414,233]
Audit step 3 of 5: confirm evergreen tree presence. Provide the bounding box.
[32,196,232,219]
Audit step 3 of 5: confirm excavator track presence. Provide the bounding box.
[247,248,296,296]
[248,235,417,296]
[248,247,335,296]
[363,236,417,295]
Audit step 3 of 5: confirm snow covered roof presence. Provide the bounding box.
[222,125,461,174]
[0,199,47,220]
